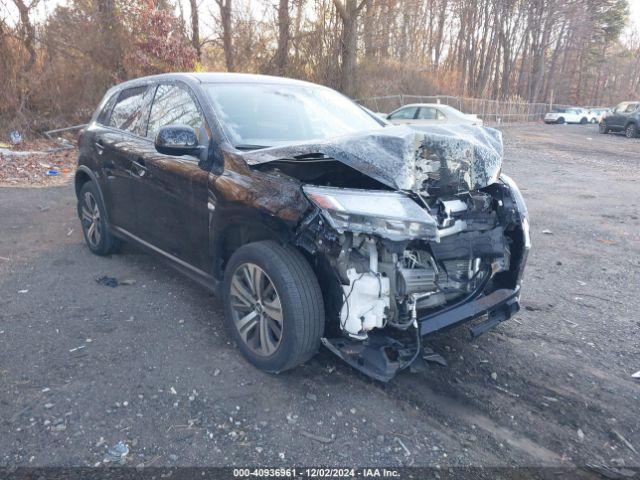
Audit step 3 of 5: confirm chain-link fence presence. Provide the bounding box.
[357,94,599,126]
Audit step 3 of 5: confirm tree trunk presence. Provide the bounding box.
[333,0,367,97]
[189,0,201,61]
[274,0,290,75]
[216,0,234,71]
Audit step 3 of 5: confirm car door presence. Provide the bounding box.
[133,82,212,271]
[98,85,155,232]
[387,106,419,125]
[415,106,442,124]
[623,103,639,125]
[608,103,627,128]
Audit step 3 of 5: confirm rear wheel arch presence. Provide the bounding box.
[75,167,111,226]
[74,169,92,198]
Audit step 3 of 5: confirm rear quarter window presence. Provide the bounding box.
[108,86,155,136]
[96,93,118,126]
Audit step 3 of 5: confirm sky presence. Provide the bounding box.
[628,0,640,35]
[2,0,640,39]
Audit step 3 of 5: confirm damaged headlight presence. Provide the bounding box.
[500,173,531,286]
[303,185,437,241]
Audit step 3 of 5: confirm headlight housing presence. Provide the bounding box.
[302,186,437,241]
[500,173,531,285]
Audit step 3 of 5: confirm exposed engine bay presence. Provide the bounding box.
[297,186,520,338]
[242,124,530,381]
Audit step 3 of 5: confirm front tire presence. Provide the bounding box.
[580,117,588,124]
[222,241,324,373]
[557,117,565,124]
[625,123,638,138]
[78,182,120,256]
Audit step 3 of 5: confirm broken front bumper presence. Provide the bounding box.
[419,287,520,338]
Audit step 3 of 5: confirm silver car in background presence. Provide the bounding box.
[386,103,483,126]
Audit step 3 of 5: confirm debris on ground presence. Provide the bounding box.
[299,430,333,444]
[96,276,119,288]
[632,370,640,379]
[542,229,553,235]
[394,437,411,456]
[422,347,448,367]
[103,441,129,464]
[0,138,77,186]
[10,131,22,144]
[95,276,136,288]
[585,463,637,479]
[612,429,637,454]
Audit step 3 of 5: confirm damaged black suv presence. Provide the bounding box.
[76,73,530,381]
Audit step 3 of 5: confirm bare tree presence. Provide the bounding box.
[189,0,201,61]
[273,0,290,75]
[332,0,368,96]
[215,0,234,71]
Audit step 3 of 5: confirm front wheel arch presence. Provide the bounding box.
[212,217,292,280]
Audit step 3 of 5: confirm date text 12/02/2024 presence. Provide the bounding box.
[233,468,401,478]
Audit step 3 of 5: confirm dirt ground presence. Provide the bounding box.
[0,124,638,472]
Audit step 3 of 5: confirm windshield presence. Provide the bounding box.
[204,83,383,148]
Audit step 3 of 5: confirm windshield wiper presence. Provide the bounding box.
[235,144,270,151]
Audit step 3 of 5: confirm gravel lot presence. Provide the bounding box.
[1,124,638,471]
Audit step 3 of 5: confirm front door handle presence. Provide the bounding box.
[131,158,147,177]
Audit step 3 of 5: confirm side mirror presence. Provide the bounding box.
[155,125,200,156]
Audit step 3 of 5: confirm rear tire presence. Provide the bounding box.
[625,123,638,138]
[222,241,324,373]
[590,118,597,124]
[78,182,121,256]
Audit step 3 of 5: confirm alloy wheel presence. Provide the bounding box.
[626,125,635,138]
[229,263,283,357]
[81,191,101,247]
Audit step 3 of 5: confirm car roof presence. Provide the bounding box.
[112,72,322,90]
[398,103,448,108]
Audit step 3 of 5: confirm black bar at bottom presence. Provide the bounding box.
[419,288,519,336]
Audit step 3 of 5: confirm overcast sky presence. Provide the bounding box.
[3,0,640,40]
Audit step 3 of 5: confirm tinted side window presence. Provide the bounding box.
[109,86,154,135]
[96,93,118,125]
[625,103,639,113]
[147,84,205,142]
[389,107,418,120]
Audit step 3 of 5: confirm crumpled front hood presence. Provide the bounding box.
[241,124,503,195]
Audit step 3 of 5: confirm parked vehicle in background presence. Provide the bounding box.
[599,101,640,138]
[588,108,610,123]
[544,107,589,124]
[386,103,483,126]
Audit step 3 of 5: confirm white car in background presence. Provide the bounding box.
[386,103,483,126]
[587,108,610,123]
[544,107,590,124]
